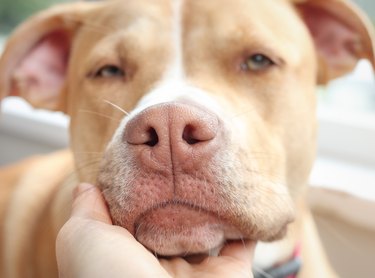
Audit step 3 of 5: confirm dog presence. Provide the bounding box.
[1,0,374,277]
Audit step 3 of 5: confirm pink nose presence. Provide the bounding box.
[124,103,221,170]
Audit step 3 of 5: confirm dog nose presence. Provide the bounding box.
[124,103,220,169]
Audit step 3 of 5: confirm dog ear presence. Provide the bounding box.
[0,2,101,111]
[295,0,375,84]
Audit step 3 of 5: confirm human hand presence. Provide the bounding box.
[56,183,256,278]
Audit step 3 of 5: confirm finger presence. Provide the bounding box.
[71,183,112,224]
[220,240,256,266]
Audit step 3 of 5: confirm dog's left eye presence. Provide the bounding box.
[94,65,125,78]
[241,54,275,71]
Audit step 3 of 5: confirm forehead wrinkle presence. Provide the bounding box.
[83,22,169,67]
[78,1,175,71]
[79,0,173,46]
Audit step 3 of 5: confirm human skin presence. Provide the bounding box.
[56,183,256,278]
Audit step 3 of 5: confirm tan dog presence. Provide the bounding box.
[1,0,374,277]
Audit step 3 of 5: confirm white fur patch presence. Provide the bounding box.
[131,80,222,116]
[124,0,221,120]
[164,0,184,80]
[254,240,294,269]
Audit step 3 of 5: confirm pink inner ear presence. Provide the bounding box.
[12,30,70,107]
[302,7,361,78]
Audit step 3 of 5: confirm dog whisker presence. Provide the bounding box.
[152,246,159,259]
[75,160,101,170]
[78,109,122,122]
[236,238,255,278]
[74,151,103,155]
[135,222,143,239]
[103,99,130,116]
[183,243,193,258]
[253,265,275,278]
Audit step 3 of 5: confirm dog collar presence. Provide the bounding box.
[253,244,302,278]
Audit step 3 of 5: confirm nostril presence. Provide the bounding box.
[124,104,218,149]
[145,127,159,147]
[182,125,200,145]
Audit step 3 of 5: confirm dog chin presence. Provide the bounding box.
[131,204,244,256]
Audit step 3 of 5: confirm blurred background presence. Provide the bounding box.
[0,1,374,277]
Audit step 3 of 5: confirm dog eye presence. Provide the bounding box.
[241,54,275,71]
[94,65,125,78]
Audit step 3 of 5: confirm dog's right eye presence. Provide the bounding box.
[94,65,125,78]
[241,54,275,72]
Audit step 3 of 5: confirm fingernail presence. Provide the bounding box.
[73,183,95,199]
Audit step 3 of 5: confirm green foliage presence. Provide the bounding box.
[0,0,70,34]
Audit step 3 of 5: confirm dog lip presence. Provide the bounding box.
[132,200,216,234]
[133,201,245,256]
[134,199,212,220]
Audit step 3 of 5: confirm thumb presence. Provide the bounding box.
[71,183,113,224]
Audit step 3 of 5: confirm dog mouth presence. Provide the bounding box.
[133,202,245,257]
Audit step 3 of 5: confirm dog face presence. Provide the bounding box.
[71,0,314,252]
[1,0,374,256]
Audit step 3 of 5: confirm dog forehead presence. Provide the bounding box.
[83,0,172,31]
[181,0,307,55]
[183,0,294,25]
[86,0,300,38]
[93,0,302,31]
[73,0,309,113]
[80,0,305,66]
